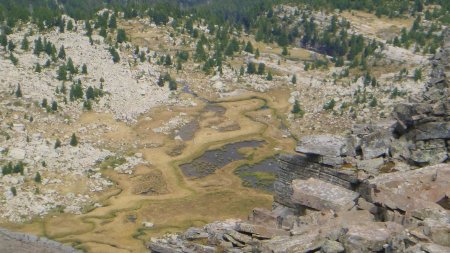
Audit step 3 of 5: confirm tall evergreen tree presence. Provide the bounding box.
[21,37,29,50]
[70,133,78,146]
[247,62,256,74]
[58,45,66,59]
[117,29,127,43]
[109,14,117,29]
[15,84,22,97]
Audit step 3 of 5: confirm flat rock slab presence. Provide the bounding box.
[365,163,450,212]
[415,122,450,141]
[291,178,359,211]
[295,135,353,157]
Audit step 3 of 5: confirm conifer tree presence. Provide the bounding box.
[82,64,88,74]
[54,139,61,149]
[51,101,58,111]
[266,71,273,81]
[169,79,177,91]
[109,14,117,29]
[157,75,165,87]
[8,40,15,51]
[34,172,42,183]
[67,58,76,74]
[70,133,78,146]
[10,187,16,196]
[291,99,303,116]
[58,45,66,59]
[244,41,254,53]
[247,62,256,74]
[67,20,74,31]
[117,29,127,43]
[15,84,22,97]
[41,98,48,108]
[57,65,67,80]
[21,37,29,50]
[258,63,265,75]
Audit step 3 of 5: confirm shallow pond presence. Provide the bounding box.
[180,140,265,178]
[234,158,279,192]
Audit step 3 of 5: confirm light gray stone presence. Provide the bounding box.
[291,178,359,211]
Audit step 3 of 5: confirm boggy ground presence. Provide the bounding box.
[0,88,296,253]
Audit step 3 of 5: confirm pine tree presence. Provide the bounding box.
[240,66,245,76]
[58,45,66,59]
[117,29,127,43]
[8,40,16,51]
[59,18,65,33]
[157,75,165,87]
[82,64,88,74]
[109,47,120,63]
[51,101,58,111]
[244,41,254,53]
[15,84,22,97]
[57,65,67,80]
[266,71,273,81]
[0,33,7,48]
[41,98,48,108]
[66,58,76,74]
[258,63,265,75]
[109,14,117,29]
[34,172,42,183]
[169,79,178,91]
[10,187,17,196]
[67,20,74,31]
[282,46,288,56]
[83,100,92,110]
[164,55,172,66]
[255,48,260,58]
[60,82,67,94]
[194,41,207,62]
[247,62,256,74]
[21,37,29,50]
[86,86,94,100]
[369,97,378,107]
[291,99,303,116]
[9,53,18,65]
[85,20,93,36]
[291,75,297,84]
[414,68,422,81]
[70,133,78,146]
[99,26,107,38]
[54,139,61,149]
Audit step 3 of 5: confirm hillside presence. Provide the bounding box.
[0,0,448,252]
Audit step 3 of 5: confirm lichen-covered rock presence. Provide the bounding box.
[291,178,359,211]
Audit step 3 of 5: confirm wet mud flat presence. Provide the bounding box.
[234,158,279,192]
[180,140,266,178]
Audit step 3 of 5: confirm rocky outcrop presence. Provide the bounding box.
[148,29,450,253]
[148,164,450,253]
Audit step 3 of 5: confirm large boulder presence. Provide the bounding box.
[340,222,403,252]
[413,122,450,141]
[361,164,450,213]
[295,135,354,166]
[291,178,359,212]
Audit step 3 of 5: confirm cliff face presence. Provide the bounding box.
[147,31,449,253]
